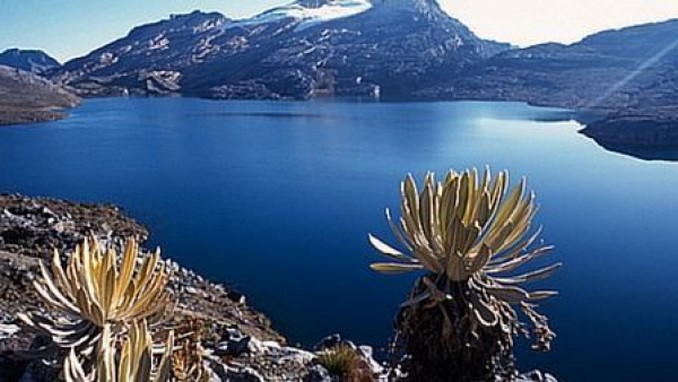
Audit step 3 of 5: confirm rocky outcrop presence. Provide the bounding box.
[0,49,60,75]
[0,194,385,381]
[49,1,509,100]
[580,114,678,160]
[0,193,281,335]
[0,66,79,125]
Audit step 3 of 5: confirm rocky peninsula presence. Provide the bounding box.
[0,66,79,126]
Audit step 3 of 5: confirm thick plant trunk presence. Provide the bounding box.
[391,277,517,382]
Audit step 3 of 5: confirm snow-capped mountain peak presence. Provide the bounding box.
[229,0,373,30]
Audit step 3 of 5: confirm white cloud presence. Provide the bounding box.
[440,0,678,46]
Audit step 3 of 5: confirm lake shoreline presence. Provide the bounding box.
[6,93,675,163]
[10,92,675,157]
[0,108,69,126]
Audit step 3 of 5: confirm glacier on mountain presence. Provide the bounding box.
[227,0,373,31]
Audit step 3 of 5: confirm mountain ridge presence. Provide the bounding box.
[49,0,509,99]
[0,48,60,74]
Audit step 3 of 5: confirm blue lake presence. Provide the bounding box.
[1,97,677,380]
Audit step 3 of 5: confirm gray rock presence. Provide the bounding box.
[313,333,356,351]
[314,333,343,351]
[303,364,332,382]
[208,356,266,382]
[215,328,252,357]
[518,369,558,382]
[357,345,384,375]
[0,323,20,340]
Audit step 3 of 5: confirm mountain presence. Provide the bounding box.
[0,65,79,125]
[46,1,678,154]
[50,0,510,99]
[0,49,61,74]
[417,19,678,154]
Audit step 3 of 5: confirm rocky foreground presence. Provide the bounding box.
[0,193,556,381]
[0,193,385,381]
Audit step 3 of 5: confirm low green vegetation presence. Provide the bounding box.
[316,344,374,382]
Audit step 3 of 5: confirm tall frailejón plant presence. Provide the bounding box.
[18,237,171,361]
[63,320,174,382]
[369,169,561,381]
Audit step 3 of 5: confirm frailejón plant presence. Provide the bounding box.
[63,320,174,382]
[369,169,561,380]
[18,237,171,358]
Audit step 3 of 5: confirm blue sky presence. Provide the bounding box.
[0,0,280,62]
[1,0,676,63]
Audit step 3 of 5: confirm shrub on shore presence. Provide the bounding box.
[316,344,374,382]
[369,168,561,381]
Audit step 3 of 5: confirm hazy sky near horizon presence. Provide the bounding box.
[1,0,676,62]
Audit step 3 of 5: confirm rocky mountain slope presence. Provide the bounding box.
[0,49,60,74]
[417,19,678,153]
[0,66,79,125]
[50,0,509,99]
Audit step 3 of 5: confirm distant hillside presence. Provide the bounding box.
[0,65,79,125]
[0,48,60,74]
[50,0,509,99]
[418,19,678,153]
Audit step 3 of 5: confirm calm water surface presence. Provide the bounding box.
[1,98,677,380]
